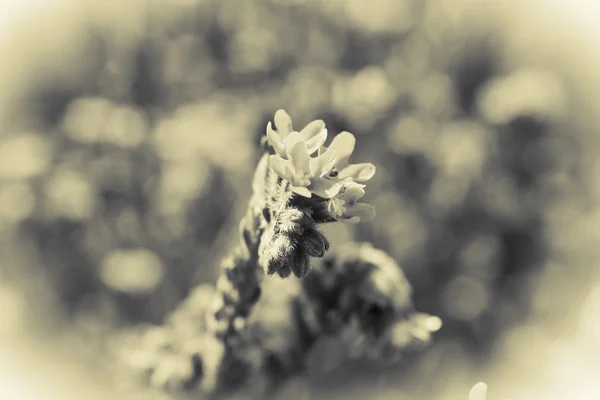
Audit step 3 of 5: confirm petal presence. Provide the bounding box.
[309,149,336,177]
[274,109,293,138]
[299,119,325,141]
[291,186,312,198]
[328,131,356,169]
[266,122,286,156]
[327,200,338,216]
[342,177,365,188]
[342,203,375,222]
[289,141,310,174]
[339,216,361,224]
[304,128,328,155]
[308,177,342,199]
[469,383,488,400]
[269,155,295,182]
[340,184,365,203]
[317,145,327,157]
[283,131,302,153]
[290,247,311,278]
[339,163,376,182]
[413,314,442,332]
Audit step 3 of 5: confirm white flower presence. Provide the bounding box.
[327,180,375,223]
[266,110,342,198]
[269,135,341,198]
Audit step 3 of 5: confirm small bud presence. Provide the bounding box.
[261,231,297,275]
[290,247,311,278]
[277,264,292,278]
[265,256,284,276]
[303,229,329,257]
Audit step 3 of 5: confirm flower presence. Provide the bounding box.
[266,109,328,158]
[327,180,375,223]
[266,110,341,199]
[319,131,376,182]
[268,137,341,198]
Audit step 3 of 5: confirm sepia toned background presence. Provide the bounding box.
[1,0,599,399]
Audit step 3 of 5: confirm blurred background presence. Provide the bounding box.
[1,0,600,399]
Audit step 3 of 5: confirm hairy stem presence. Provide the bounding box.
[200,155,270,393]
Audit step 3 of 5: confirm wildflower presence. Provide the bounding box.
[320,131,376,182]
[327,180,375,223]
[267,117,341,198]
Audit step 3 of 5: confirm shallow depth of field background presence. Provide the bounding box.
[1,1,600,399]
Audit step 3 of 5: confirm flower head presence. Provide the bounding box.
[266,110,341,199]
[319,131,376,182]
[264,111,376,216]
[327,180,375,223]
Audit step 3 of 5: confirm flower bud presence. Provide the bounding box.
[289,247,311,279]
[260,234,294,275]
[303,229,329,258]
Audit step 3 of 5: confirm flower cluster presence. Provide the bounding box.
[267,110,376,224]
[258,205,329,279]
